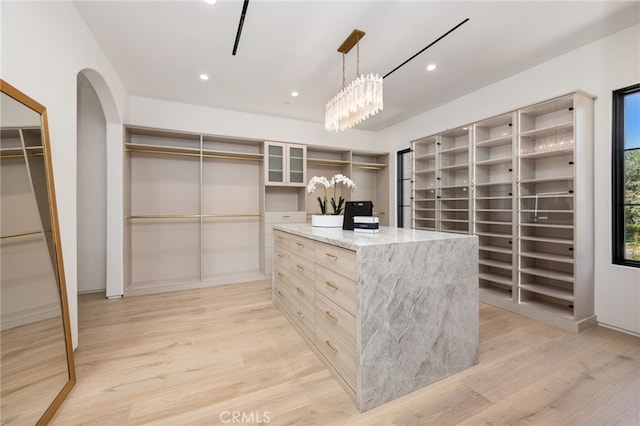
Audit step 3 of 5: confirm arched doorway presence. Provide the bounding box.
[76,69,123,299]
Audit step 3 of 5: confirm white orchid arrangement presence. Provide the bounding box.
[306,174,357,215]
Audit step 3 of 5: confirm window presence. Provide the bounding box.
[613,83,640,267]
[397,148,412,228]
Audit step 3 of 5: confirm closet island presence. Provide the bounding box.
[272,224,479,412]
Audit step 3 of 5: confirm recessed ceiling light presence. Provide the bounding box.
[426,64,437,71]
[200,74,209,81]
[291,91,299,97]
[204,0,216,4]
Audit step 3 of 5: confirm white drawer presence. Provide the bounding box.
[316,265,357,316]
[316,321,357,391]
[265,211,306,224]
[316,292,356,351]
[316,241,357,281]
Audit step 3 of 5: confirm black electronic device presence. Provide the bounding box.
[343,201,373,230]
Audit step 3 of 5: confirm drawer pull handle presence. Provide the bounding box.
[296,242,304,247]
[296,287,305,296]
[296,309,304,319]
[325,281,338,290]
[283,215,290,218]
[325,311,338,322]
[277,254,283,258]
[296,264,304,271]
[277,290,285,297]
[325,340,338,353]
[277,235,284,240]
[325,253,338,259]
[277,272,284,278]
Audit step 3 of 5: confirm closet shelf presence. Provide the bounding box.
[479,259,512,270]
[520,251,574,264]
[474,157,512,166]
[479,245,512,254]
[519,121,573,138]
[479,272,512,287]
[474,135,512,147]
[519,235,573,245]
[519,147,573,160]
[520,283,574,302]
[519,176,574,184]
[520,267,574,283]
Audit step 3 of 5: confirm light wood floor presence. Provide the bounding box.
[52,280,639,425]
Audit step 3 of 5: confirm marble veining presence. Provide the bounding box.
[273,224,479,412]
[357,238,478,410]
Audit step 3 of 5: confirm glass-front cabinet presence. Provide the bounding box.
[265,142,306,186]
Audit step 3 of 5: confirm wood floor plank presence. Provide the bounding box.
[50,279,640,425]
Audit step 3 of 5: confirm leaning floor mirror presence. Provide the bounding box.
[1,80,76,425]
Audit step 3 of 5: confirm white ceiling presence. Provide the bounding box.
[74,0,640,131]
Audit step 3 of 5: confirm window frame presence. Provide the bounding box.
[612,82,640,268]
[397,148,411,228]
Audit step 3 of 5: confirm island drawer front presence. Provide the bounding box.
[275,277,315,339]
[274,230,316,260]
[315,292,356,350]
[315,242,357,281]
[288,293,315,339]
[274,279,291,310]
[275,263,314,311]
[316,265,357,316]
[274,230,287,248]
[315,321,357,391]
[273,246,292,271]
[289,253,315,286]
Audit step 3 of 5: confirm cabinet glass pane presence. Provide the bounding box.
[268,145,284,183]
[289,147,304,183]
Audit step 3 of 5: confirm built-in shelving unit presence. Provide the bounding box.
[305,146,389,222]
[124,127,390,294]
[124,126,267,295]
[410,91,595,332]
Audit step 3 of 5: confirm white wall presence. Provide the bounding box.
[77,74,107,293]
[128,96,383,152]
[379,23,640,334]
[1,1,128,347]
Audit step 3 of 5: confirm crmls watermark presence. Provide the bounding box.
[219,411,271,424]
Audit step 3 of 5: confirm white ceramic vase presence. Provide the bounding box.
[311,214,344,228]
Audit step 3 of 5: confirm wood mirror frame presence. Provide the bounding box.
[0,80,76,425]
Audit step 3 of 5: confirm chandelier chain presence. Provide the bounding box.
[342,53,346,89]
[356,40,360,78]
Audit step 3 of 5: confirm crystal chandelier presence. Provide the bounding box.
[325,29,383,132]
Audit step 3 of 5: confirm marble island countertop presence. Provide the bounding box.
[272,223,474,251]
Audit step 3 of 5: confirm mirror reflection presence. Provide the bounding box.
[1,89,73,424]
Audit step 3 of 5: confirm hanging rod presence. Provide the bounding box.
[306,161,349,168]
[1,230,42,240]
[126,148,262,162]
[125,214,262,220]
[0,153,25,159]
